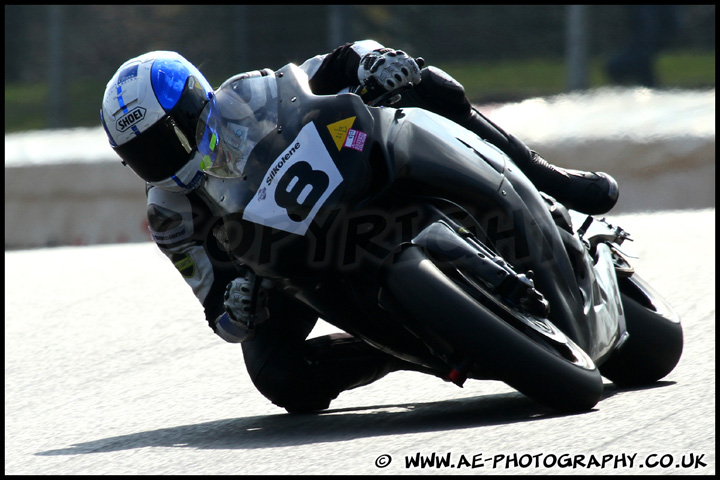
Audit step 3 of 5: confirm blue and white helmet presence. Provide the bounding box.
[101,51,213,192]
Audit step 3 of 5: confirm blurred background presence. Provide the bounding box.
[4,4,715,132]
[4,5,716,249]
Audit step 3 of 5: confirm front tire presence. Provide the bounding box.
[383,246,603,412]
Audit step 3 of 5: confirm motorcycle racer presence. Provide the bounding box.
[100,40,619,413]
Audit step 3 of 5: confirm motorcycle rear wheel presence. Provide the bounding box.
[383,246,604,412]
[599,274,683,386]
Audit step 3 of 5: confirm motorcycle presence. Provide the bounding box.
[194,63,683,412]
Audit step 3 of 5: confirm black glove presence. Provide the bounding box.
[223,271,272,329]
[357,49,424,105]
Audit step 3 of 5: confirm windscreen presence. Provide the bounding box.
[196,71,279,177]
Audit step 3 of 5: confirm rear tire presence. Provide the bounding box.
[384,246,604,412]
[599,274,683,386]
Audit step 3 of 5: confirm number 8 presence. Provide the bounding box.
[275,161,330,222]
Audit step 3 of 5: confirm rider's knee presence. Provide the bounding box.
[252,363,334,413]
[413,66,472,117]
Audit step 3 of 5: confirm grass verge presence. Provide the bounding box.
[4,51,714,133]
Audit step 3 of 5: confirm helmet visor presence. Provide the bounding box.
[114,115,194,182]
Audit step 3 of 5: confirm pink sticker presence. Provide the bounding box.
[344,129,367,152]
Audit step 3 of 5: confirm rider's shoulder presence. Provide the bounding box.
[146,184,195,215]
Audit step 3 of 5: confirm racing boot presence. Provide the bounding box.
[515,149,619,215]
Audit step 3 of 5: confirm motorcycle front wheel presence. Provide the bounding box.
[382,246,604,412]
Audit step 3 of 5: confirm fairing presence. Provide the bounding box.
[195,63,626,363]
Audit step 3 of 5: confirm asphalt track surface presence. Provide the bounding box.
[5,208,715,475]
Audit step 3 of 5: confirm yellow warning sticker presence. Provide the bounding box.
[327,116,356,151]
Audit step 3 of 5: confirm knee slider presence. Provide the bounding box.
[421,67,466,98]
[252,364,334,413]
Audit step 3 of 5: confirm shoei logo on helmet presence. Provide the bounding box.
[116,107,147,132]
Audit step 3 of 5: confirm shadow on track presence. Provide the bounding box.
[36,381,674,456]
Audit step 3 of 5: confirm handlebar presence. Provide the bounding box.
[367,82,414,107]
